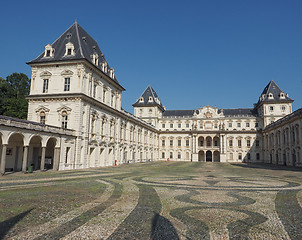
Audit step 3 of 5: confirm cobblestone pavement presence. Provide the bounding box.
[1,162,302,239]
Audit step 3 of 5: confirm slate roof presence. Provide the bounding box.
[27,22,124,90]
[133,85,164,110]
[222,108,257,117]
[163,110,196,117]
[255,80,293,108]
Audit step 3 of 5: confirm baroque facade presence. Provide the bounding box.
[0,22,301,174]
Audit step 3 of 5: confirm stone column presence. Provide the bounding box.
[288,126,293,166]
[0,144,7,175]
[40,147,46,171]
[53,147,60,171]
[22,146,29,173]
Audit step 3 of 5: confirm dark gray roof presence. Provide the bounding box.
[255,80,293,108]
[163,110,195,117]
[133,85,164,110]
[222,108,257,117]
[27,22,124,90]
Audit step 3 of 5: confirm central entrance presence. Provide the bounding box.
[206,151,212,162]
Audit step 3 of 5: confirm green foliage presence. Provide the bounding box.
[0,73,30,119]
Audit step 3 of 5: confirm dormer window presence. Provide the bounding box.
[280,92,285,99]
[268,93,274,99]
[139,97,144,102]
[64,42,75,56]
[92,53,99,66]
[44,44,54,58]
[148,96,153,102]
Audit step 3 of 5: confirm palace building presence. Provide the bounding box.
[0,22,301,174]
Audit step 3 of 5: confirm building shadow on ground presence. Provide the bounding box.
[0,208,33,239]
[151,213,180,240]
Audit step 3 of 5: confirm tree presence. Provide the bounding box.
[0,73,30,119]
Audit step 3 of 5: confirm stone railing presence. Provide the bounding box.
[0,115,75,136]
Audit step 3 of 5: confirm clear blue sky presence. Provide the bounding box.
[1,0,302,113]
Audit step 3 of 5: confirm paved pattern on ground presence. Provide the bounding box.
[1,162,302,239]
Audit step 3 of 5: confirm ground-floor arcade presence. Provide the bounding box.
[0,116,75,175]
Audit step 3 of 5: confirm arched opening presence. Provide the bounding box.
[292,149,296,166]
[283,152,286,165]
[198,136,204,147]
[213,151,220,162]
[100,148,105,166]
[198,151,204,162]
[89,147,95,168]
[7,133,24,172]
[45,138,56,170]
[206,137,212,148]
[206,151,212,162]
[29,135,42,170]
[123,149,127,163]
[108,148,113,165]
[213,136,220,147]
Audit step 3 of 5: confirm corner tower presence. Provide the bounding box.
[254,80,293,127]
[133,85,164,127]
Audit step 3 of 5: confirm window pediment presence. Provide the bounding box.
[61,70,74,76]
[40,71,52,78]
[57,105,72,113]
[35,106,50,113]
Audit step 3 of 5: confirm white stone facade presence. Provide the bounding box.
[1,22,302,174]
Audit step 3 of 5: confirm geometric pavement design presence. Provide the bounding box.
[0,162,302,239]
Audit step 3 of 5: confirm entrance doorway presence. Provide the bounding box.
[206,151,212,162]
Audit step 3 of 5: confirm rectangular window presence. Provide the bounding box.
[178,153,181,159]
[62,115,68,128]
[238,140,242,147]
[237,123,241,127]
[67,48,72,55]
[65,147,70,163]
[162,152,165,158]
[170,140,173,146]
[64,78,70,91]
[229,140,233,147]
[238,153,242,160]
[186,140,189,146]
[256,153,260,160]
[162,123,165,128]
[46,50,50,57]
[256,140,260,147]
[186,123,189,128]
[214,140,218,146]
[246,122,250,127]
[229,122,232,128]
[255,122,259,127]
[247,153,251,160]
[178,140,181,146]
[247,139,250,147]
[103,90,106,102]
[93,85,96,98]
[170,152,173,159]
[170,123,173,128]
[40,115,46,124]
[178,123,181,128]
[162,140,165,146]
[43,79,48,93]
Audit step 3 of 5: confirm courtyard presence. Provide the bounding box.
[0,162,302,240]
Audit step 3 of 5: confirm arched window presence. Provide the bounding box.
[40,111,46,124]
[62,111,68,128]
